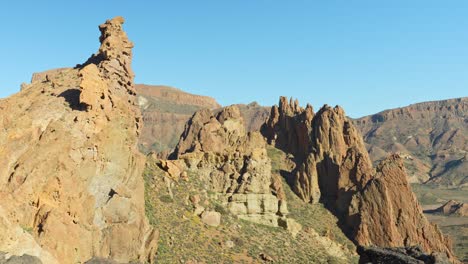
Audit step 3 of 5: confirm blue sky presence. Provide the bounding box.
[1,1,467,117]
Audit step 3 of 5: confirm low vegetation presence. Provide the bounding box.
[143,153,358,263]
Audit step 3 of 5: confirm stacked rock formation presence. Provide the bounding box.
[0,17,157,263]
[171,106,289,226]
[261,97,457,262]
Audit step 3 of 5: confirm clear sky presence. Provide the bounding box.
[1,1,467,117]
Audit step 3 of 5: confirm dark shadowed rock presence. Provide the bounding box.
[0,252,42,264]
[358,245,451,264]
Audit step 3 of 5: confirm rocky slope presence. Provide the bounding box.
[0,17,157,263]
[261,97,457,262]
[354,98,467,187]
[136,84,220,155]
[147,105,358,262]
[136,84,269,156]
[170,105,290,227]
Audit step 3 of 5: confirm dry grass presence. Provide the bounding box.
[143,154,358,263]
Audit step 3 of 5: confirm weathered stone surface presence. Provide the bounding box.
[262,96,314,159]
[165,105,290,227]
[136,84,221,155]
[262,97,458,263]
[354,97,467,187]
[0,17,157,263]
[201,211,221,227]
[262,97,373,209]
[348,155,456,262]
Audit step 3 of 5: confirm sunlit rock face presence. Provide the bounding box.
[0,17,158,263]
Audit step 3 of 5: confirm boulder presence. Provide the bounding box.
[201,211,221,227]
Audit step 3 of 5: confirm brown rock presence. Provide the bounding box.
[0,17,157,263]
[354,97,467,187]
[262,97,458,263]
[348,155,456,262]
[136,84,221,155]
[262,97,373,208]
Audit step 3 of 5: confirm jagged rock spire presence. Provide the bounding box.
[261,97,457,262]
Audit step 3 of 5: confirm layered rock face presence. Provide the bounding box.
[354,97,467,187]
[261,97,456,262]
[262,97,374,212]
[171,106,289,226]
[137,84,269,158]
[349,155,454,259]
[136,84,221,155]
[0,17,157,263]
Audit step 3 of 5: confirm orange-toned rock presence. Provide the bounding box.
[348,155,456,262]
[0,17,157,263]
[354,97,467,187]
[262,97,458,262]
[79,64,110,112]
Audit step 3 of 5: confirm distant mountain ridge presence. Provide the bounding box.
[138,85,467,188]
[354,97,467,187]
[136,84,221,155]
[136,84,269,156]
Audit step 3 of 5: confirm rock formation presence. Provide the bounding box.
[358,245,451,264]
[348,155,454,259]
[136,84,221,155]
[169,106,290,227]
[428,200,468,217]
[354,97,467,187]
[0,17,157,263]
[262,97,374,211]
[137,84,270,157]
[261,97,457,262]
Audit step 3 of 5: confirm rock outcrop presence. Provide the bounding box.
[0,17,157,263]
[136,84,221,155]
[358,245,451,264]
[262,97,374,210]
[137,84,269,157]
[429,200,468,217]
[348,155,454,259]
[261,97,457,262]
[169,106,290,227]
[354,97,467,187]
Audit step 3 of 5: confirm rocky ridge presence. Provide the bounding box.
[261,97,457,262]
[0,17,157,263]
[136,84,221,155]
[136,84,270,157]
[354,97,467,187]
